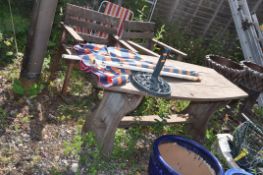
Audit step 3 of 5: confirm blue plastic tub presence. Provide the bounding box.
[224,168,253,175]
[148,135,224,175]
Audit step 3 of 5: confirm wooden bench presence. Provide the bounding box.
[117,20,188,60]
[49,4,120,94]
[50,4,188,95]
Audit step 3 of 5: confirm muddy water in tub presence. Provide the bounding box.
[159,142,216,175]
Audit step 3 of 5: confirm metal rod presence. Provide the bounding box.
[148,0,158,21]
[151,49,169,80]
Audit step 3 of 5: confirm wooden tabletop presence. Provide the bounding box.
[102,55,248,101]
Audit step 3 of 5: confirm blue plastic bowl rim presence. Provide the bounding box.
[152,135,224,175]
[224,168,253,175]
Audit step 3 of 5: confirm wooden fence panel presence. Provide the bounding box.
[153,0,263,38]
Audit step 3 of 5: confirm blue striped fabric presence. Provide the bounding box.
[75,43,199,87]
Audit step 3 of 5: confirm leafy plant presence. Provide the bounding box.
[205,128,217,148]
[153,24,166,52]
[253,105,263,117]
[12,79,44,97]
[154,24,166,41]
[28,83,44,97]
[123,0,149,20]
[0,2,30,51]
[0,32,15,65]
[137,5,149,21]
[64,134,83,156]
[158,23,243,64]
[12,79,25,95]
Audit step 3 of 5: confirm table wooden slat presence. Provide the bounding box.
[103,55,248,101]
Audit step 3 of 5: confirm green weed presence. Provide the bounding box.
[64,134,83,156]
[123,0,150,21]
[63,129,146,174]
[153,24,166,52]
[205,128,217,149]
[159,23,243,64]
[137,5,149,21]
[253,105,263,117]
[21,115,31,124]
[132,97,189,135]
[0,32,15,65]
[12,79,44,97]
[154,25,166,41]
[12,79,24,95]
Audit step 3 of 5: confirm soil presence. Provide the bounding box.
[0,74,80,174]
[0,63,149,175]
[159,142,215,175]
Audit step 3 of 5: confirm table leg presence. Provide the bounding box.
[240,90,260,115]
[84,91,143,156]
[184,100,229,142]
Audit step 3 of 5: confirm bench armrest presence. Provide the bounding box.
[127,40,160,58]
[61,22,84,43]
[152,38,187,57]
[113,35,138,53]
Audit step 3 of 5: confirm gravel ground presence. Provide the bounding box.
[0,75,81,174]
[0,68,149,175]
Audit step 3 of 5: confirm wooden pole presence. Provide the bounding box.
[20,0,58,87]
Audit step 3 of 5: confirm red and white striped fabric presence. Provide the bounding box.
[98,1,134,38]
[73,2,133,41]
[102,1,133,36]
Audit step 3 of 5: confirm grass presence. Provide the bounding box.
[62,125,148,174]
[58,95,194,174]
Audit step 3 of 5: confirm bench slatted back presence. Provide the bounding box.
[122,21,155,40]
[99,1,134,37]
[64,4,119,44]
[121,21,155,48]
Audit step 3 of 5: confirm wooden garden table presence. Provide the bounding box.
[83,55,248,156]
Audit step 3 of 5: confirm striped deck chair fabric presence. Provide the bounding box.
[73,2,133,42]
[74,43,199,87]
[98,1,134,37]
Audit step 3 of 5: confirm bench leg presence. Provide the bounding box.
[240,90,260,115]
[83,91,143,157]
[61,60,75,95]
[49,30,66,81]
[184,100,229,142]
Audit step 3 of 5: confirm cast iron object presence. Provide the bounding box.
[131,49,171,97]
[241,61,263,92]
[205,54,245,85]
